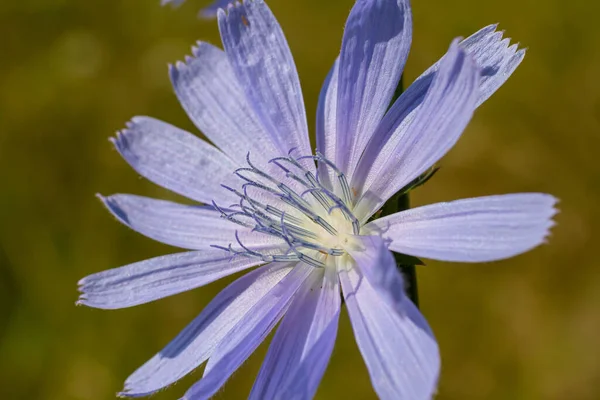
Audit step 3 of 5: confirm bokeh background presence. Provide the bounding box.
[1,0,599,399]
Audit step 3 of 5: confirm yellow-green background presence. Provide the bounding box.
[1,0,599,399]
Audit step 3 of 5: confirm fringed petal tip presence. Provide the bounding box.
[76,276,99,305]
[75,286,92,307]
[542,194,561,240]
[175,44,200,67]
[463,23,527,62]
[540,193,560,216]
[487,33,523,60]
[168,41,222,82]
[110,117,149,151]
[462,24,528,105]
[495,27,526,50]
[203,1,239,19]
[215,0,274,24]
[478,23,524,48]
[77,275,90,289]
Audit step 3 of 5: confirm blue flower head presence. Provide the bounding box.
[79,1,557,399]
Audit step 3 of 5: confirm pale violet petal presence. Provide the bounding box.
[345,235,405,317]
[335,0,412,182]
[315,59,339,189]
[364,193,558,263]
[353,25,524,212]
[217,1,312,164]
[112,116,238,205]
[120,263,294,397]
[249,266,340,400]
[77,249,282,309]
[170,42,281,164]
[276,316,340,399]
[99,194,284,250]
[353,40,479,221]
[339,260,439,400]
[183,263,313,400]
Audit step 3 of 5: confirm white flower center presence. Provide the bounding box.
[212,152,360,268]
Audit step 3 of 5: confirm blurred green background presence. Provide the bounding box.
[1,0,599,399]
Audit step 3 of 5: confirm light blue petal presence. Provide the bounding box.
[353,25,525,212]
[217,0,312,163]
[183,263,313,400]
[365,193,558,263]
[77,249,279,309]
[249,266,340,400]
[315,59,339,189]
[99,193,284,250]
[120,263,294,397]
[354,40,479,221]
[170,42,281,164]
[112,116,238,205]
[345,235,405,317]
[339,260,439,400]
[276,311,340,399]
[335,0,412,182]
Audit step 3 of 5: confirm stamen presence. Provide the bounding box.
[271,157,334,211]
[235,195,319,241]
[235,169,279,196]
[241,181,280,199]
[211,201,254,228]
[264,204,303,225]
[277,189,338,235]
[303,152,354,205]
[234,231,263,256]
[297,253,326,268]
[212,151,362,267]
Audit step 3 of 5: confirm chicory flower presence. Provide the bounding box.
[79,1,557,399]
